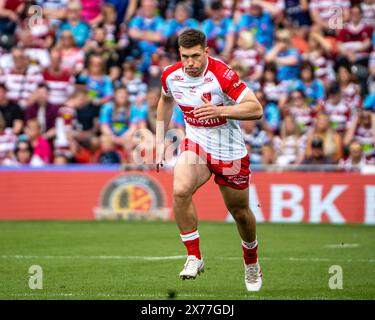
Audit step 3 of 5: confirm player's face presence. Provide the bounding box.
[179,45,208,77]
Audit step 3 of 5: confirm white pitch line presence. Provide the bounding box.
[1,255,374,263]
[7,293,215,298]
[0,255,186,261]
[325,243,360,249]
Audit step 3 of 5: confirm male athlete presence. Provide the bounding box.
[156,29,263,291]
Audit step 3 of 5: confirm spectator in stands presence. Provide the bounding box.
[254,89,280,134]
[25,84,60,139]
[305,112,343,163]
[0,0,22,39]
[285,89,316,134]
[8,139,45,167]
[128,0,165,72]
[68,89,99,144]
[261,142,276,165]
[163,2,199,58]
[59,1,91,48]
[36,0,68,27]
[236,2,275,51]
[241,120,269,165]
[323,83,352,135]
[57,30,85,75]
[0,112,16,164]
[283,0,311,27]
[83,26,120,73]
[120,61,148,105]
[337,64,362,112]
[309,0,350,34]
[0,83,23,134]
[265,29,301,83]
[17,29,51,69]
[361,0,375,29]
[78,54,114,107]
[43,49,75,107]
[258,63,289,106]
[99,86,146,152]
[292,61,325,108]
[344,109,375,161]
[201,1,236,61]
[95,133,122,164]
[100,3,118,47]
[105,0,138,25]
[340,140,374,170]
[81,0,104,26]
[301,137,335,165]
[147,52,173,89]
[273,114,304,166]
[1,47,43,109]
[303,30,336,88]
[145,87,160,134]
[24,119,52,164]
[231,30,264,84]
[337,5,373,67]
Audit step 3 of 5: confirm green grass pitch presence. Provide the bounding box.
[0,221,374,300]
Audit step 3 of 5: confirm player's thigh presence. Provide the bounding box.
[173,151,212,197]
[219,185,249,212]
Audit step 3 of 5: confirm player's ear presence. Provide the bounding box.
[204,47,209,55]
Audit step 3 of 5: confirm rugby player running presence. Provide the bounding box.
[156,29,263,291]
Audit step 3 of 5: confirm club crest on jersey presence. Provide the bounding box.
[202,92,212,101]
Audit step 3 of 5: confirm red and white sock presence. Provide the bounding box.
[180,229,201,259]
[242,239,258,265]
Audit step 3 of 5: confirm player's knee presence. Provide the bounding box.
[230,206,250,223]
[173,185,193,202]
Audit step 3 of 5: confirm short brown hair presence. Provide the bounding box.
[178,29,206,49]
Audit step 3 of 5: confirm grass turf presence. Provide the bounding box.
[0,221,374,300]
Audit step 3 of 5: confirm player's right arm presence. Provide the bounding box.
[155,93,175,171]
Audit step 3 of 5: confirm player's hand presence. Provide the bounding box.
[156,142,165,172]
[193,95,222,120]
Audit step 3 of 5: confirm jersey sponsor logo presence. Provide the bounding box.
[189,86,197,93]
[173,75,184,81]
[223,68,235,80]
[172,90,183,99]
[233,80,242,89]
[94,174,170,221]
[179,104,226,127]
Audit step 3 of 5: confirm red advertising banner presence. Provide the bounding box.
[0,168,374,224]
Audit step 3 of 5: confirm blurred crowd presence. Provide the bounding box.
[0,0,374,169]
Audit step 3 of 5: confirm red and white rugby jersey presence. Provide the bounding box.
[288,105,317,134]
[161,56,250,161]
[323,100,352,133]
[43,69,75,106]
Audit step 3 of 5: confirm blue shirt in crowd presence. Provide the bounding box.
[59,20,91,48]
[163,18,199,38]
[236,12,274,50]
[99,102,148,136]
[277,48,301,81]
[201,17,235,52]
[292,79,325,107]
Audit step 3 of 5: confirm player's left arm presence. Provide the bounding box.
[194,90,263,121]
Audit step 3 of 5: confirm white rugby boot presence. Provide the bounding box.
[244,260,262,291]
[179,255,205,280]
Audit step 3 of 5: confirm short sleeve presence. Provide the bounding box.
[99,103,112,124]
[220,67,249,103]
[160,67,172,97]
